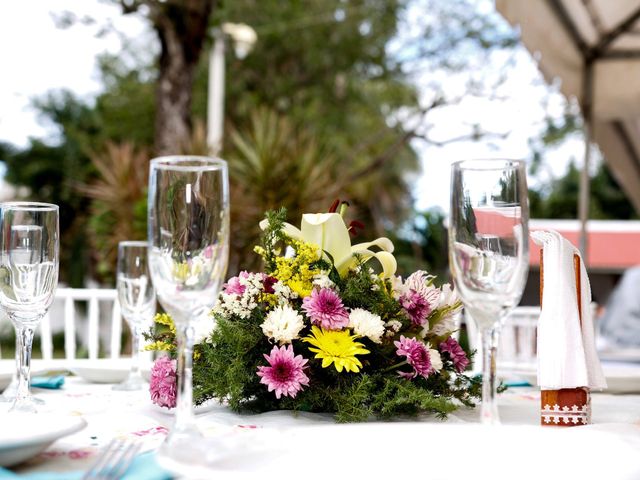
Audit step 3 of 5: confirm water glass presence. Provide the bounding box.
[114,241,156,391]
[148,156,229,472]
[449,160,529,424]
[0,202,59,413]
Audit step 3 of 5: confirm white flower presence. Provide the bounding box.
[261,306,305,344]
[385,319,402,332]
[348,308,385,344]
[312,274,335,290]
[439,284,462,311]
[390,275,406,300]
[429,346,443,372]
[405,271,440,306]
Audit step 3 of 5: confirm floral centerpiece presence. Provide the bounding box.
[146,205,480,422]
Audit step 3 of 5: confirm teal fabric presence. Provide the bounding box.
[0,451,173,479]
[30,376,65,390]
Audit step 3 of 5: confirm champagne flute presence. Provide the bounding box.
[113,241,156,391]
[0,202,59,413]
[448,160,529,424]
[148,156,229,470]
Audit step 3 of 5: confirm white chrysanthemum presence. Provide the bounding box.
[429,313,460,337]
[348,308,385,343]
[439,284,460,309]
[384,320,402,337]
[261,306,305,344]
[429,346,443,372]
[426,284,463,337]
[312,274,335,290]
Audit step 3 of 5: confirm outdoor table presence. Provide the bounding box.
[6,375,640,479]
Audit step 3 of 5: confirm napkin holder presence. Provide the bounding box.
[539,250,591,426]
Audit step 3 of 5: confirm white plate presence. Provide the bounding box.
[0,369,12,392]
[0,413,86,467]
[68,359,151,384]
[502,362,640,393]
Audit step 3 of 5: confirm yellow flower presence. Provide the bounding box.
[261,213,397,278]
[144,340,174,351]
[272,239,319,298]
[302,326,369,373]
[154,313,176,334]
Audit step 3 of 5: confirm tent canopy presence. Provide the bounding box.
[497,0,640,214]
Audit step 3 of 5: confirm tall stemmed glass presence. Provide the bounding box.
[113,241,156,391]
[0,202,59,413]
[449,160,529,425]
[148,156,229,468]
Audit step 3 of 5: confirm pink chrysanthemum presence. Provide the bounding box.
[150,356,177,409]
[257,345,310,399]
[394,335,433,379]
[223,270,250,295]
[399,290,432,326]
[439,337,469,373]
[302,288,349,330]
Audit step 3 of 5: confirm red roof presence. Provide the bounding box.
[529,220,640,271]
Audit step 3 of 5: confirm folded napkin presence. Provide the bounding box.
[31,375,65,390]
[531,230,606,390]
[0,451,173,480]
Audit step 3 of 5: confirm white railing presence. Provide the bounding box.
[1,288,124,361]
[42,288,123,361]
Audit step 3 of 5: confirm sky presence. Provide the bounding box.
[0,1,586,212]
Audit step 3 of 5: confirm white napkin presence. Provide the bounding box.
[531,230,606,390]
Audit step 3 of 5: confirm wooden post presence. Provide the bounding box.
[539,250,591,426]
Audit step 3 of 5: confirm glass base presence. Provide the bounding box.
[112,373,146,391]
[9,394,39,413]
[1,380,45,405]
[156,426,215,479]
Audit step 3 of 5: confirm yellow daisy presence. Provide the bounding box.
[302,326,369,373]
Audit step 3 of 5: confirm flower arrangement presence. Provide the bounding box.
[146,205,480,422]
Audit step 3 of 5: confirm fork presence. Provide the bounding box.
[81,438,142,480]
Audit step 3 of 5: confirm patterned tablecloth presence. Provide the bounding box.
[6,376,640,479]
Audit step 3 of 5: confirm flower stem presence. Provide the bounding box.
[382,360,407,373]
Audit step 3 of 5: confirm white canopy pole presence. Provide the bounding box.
[207,30,225,155]
[579,61,594,264]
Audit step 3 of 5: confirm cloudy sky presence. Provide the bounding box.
[0,1,584,212]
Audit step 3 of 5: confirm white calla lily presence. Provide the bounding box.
[260,212,397,278]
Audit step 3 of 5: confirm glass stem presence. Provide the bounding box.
[480,325,500,425]
[174,324,195,433]
[130,325,141,380]
[13,323,35,409]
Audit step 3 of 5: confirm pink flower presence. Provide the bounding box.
[394,335,433,379]
[439,337,469,373]
[150,356,177,409]
[223,271,250,295]
[257,345,309,399]
[399,290,432,326]
[302,288,349,330]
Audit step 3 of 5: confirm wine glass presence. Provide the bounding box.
[113,241,156,391]
[0,202,59,413]
[148,156,229,471]
[448,160,529,424]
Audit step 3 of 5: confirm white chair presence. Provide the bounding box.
[464,306,540,369]
[38,288,124,361]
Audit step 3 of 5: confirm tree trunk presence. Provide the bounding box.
[150,0,215,155]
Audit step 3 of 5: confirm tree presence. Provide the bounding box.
[115,0,215,154]
[0,0,523,283]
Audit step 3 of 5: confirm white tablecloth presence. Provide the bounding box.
[8,376,640,479]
